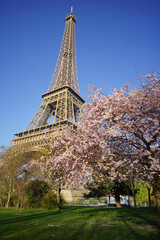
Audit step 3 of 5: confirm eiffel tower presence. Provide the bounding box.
[12,7,85,151]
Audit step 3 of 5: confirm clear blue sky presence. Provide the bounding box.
[0,0,160,147]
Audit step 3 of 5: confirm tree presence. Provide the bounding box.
[0,146,28,208]
[83,181,111,199]
[0,145,43,209]
[78,73,160,211]
[84,180,132,207]
[32,73,160,221]
[135,181,153,207]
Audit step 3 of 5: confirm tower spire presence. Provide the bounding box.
[48,8,79,94]
[71,6,73,13]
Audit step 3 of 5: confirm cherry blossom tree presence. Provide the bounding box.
[80,73,160,215]
[32,73,160,221]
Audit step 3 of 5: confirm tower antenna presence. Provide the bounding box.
[71,6,73,13]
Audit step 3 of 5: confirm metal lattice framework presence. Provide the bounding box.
[48,10,80,94]
[12,8,84,148]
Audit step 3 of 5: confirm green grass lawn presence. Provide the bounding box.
[0,207,159,240]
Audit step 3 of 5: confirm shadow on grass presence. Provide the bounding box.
[0,207,160,240]
[70,207,160,240]
[74,206,156,219]
[0,209,64,225]
[68,206,159,228]
[116,207,158,226]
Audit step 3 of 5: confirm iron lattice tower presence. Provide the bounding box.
[12,8,84,148]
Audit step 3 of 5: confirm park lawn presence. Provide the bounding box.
[0,207,159,240]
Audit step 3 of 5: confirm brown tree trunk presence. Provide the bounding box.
[6,179,13,208]
[147,186,151,207]
[19,193,23,215]
[108,194,111,205]
[56,185,61,208]
[153,176,160,226]
[115,193,121,208]
[128,194,131,206]
[131,179,136,208]
[16,199,20,209]
[155,194,160,225]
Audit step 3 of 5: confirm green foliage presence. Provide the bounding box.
[25,180,50,208]
[42,190,58,210]
[0,192,7,207]
[111,180,132,196]
[42,190,65,210]
[84,183,110,199]
[84,180,132,200]
[84,181,113,199]
[8,194,19,207]
[135,181,154,207]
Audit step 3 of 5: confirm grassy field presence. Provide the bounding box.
[0,207,159,240]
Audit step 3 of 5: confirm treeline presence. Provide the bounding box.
[0,144,154,210]
[0,178,62,210]
[0,146,64,212]
[83,180,155,207]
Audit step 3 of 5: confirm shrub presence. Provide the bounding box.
[0,192,7,207]
[25,180,50,208]
[42,191,58,209]
[9,194,19,208]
